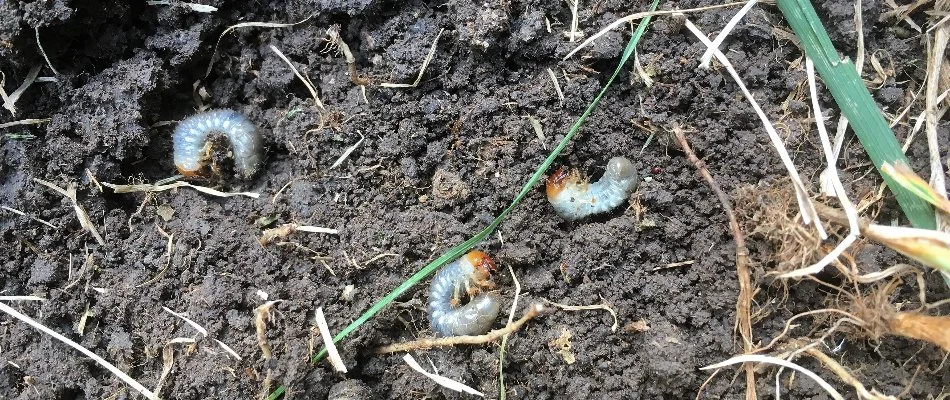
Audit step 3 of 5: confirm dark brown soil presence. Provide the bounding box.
[1,0,948,399]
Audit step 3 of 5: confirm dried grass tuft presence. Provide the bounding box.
[734,181,842,274]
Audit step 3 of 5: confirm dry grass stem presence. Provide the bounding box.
[102,180,260,198]
[683,17,827,240]
[401,353,485,397]
[863,223,950,273]
[699,0,758,68]
[64,250,93,291]
[296,225,339,234]
[361,252,398,266]
[181,2,218,12]
[0,118,51,128]
[671,126,756,400]
[527,115,547,149]
[34,28,59,75]
[881,161,950,214]
[541,298,618,332]
[381,29,444,88]
[826,116,851,186]
[852,263,916,284]
[701,354,845,400]
[0,302,158,399]
[926,2,950,231]
[854,0,866,74]
[269,45,325,110]
[154,344,175,396]
[259,223,338,246]
[138,225,174,288]
[205,17,312,78]
[34,178,105,245]
[1,205,58,228]
[632,51,654,88]
[546,68,565,103]
[565,0,582,41]
[2,65,40,116]
[563,2,748,60]
[146,0,219,12]
[85,169,103,193]
[329,132,364,170]
[314,307,347,372]
[881,0,929,27]
[890,81,926,129]
[802,347,897,400]
[905,89,949,153]
[213,339,242,360]
[812,201,950,273]
[504,265,523,329]
[0,296,45,301]
[328,26,370,86]
[162,306,209,336]
[376,303,546,353]
[779,59,862,278]
[271,177,301,204]
[0,72,9,112]
[498,263,522,399]
[652,259,695,271]
[928,13,950,33]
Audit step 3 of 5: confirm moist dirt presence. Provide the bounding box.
[1,0,948,399]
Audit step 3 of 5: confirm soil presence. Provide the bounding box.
[1,0,948,399]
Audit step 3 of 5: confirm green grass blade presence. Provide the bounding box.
[776,0,936,229]
[498,12,659,399]
[266,385,285,400]
[310,1,660,364]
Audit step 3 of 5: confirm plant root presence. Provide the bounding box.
[376,303,546,354]
[671,125,756,399]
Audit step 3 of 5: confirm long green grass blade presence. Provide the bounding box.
[310,2,660,364]
[497,12,659,400]
[266,385,285,400]
[776,0,936,229]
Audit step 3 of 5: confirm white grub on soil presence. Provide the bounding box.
[4,0,947,397]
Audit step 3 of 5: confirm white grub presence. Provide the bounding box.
[546,157,638,221]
